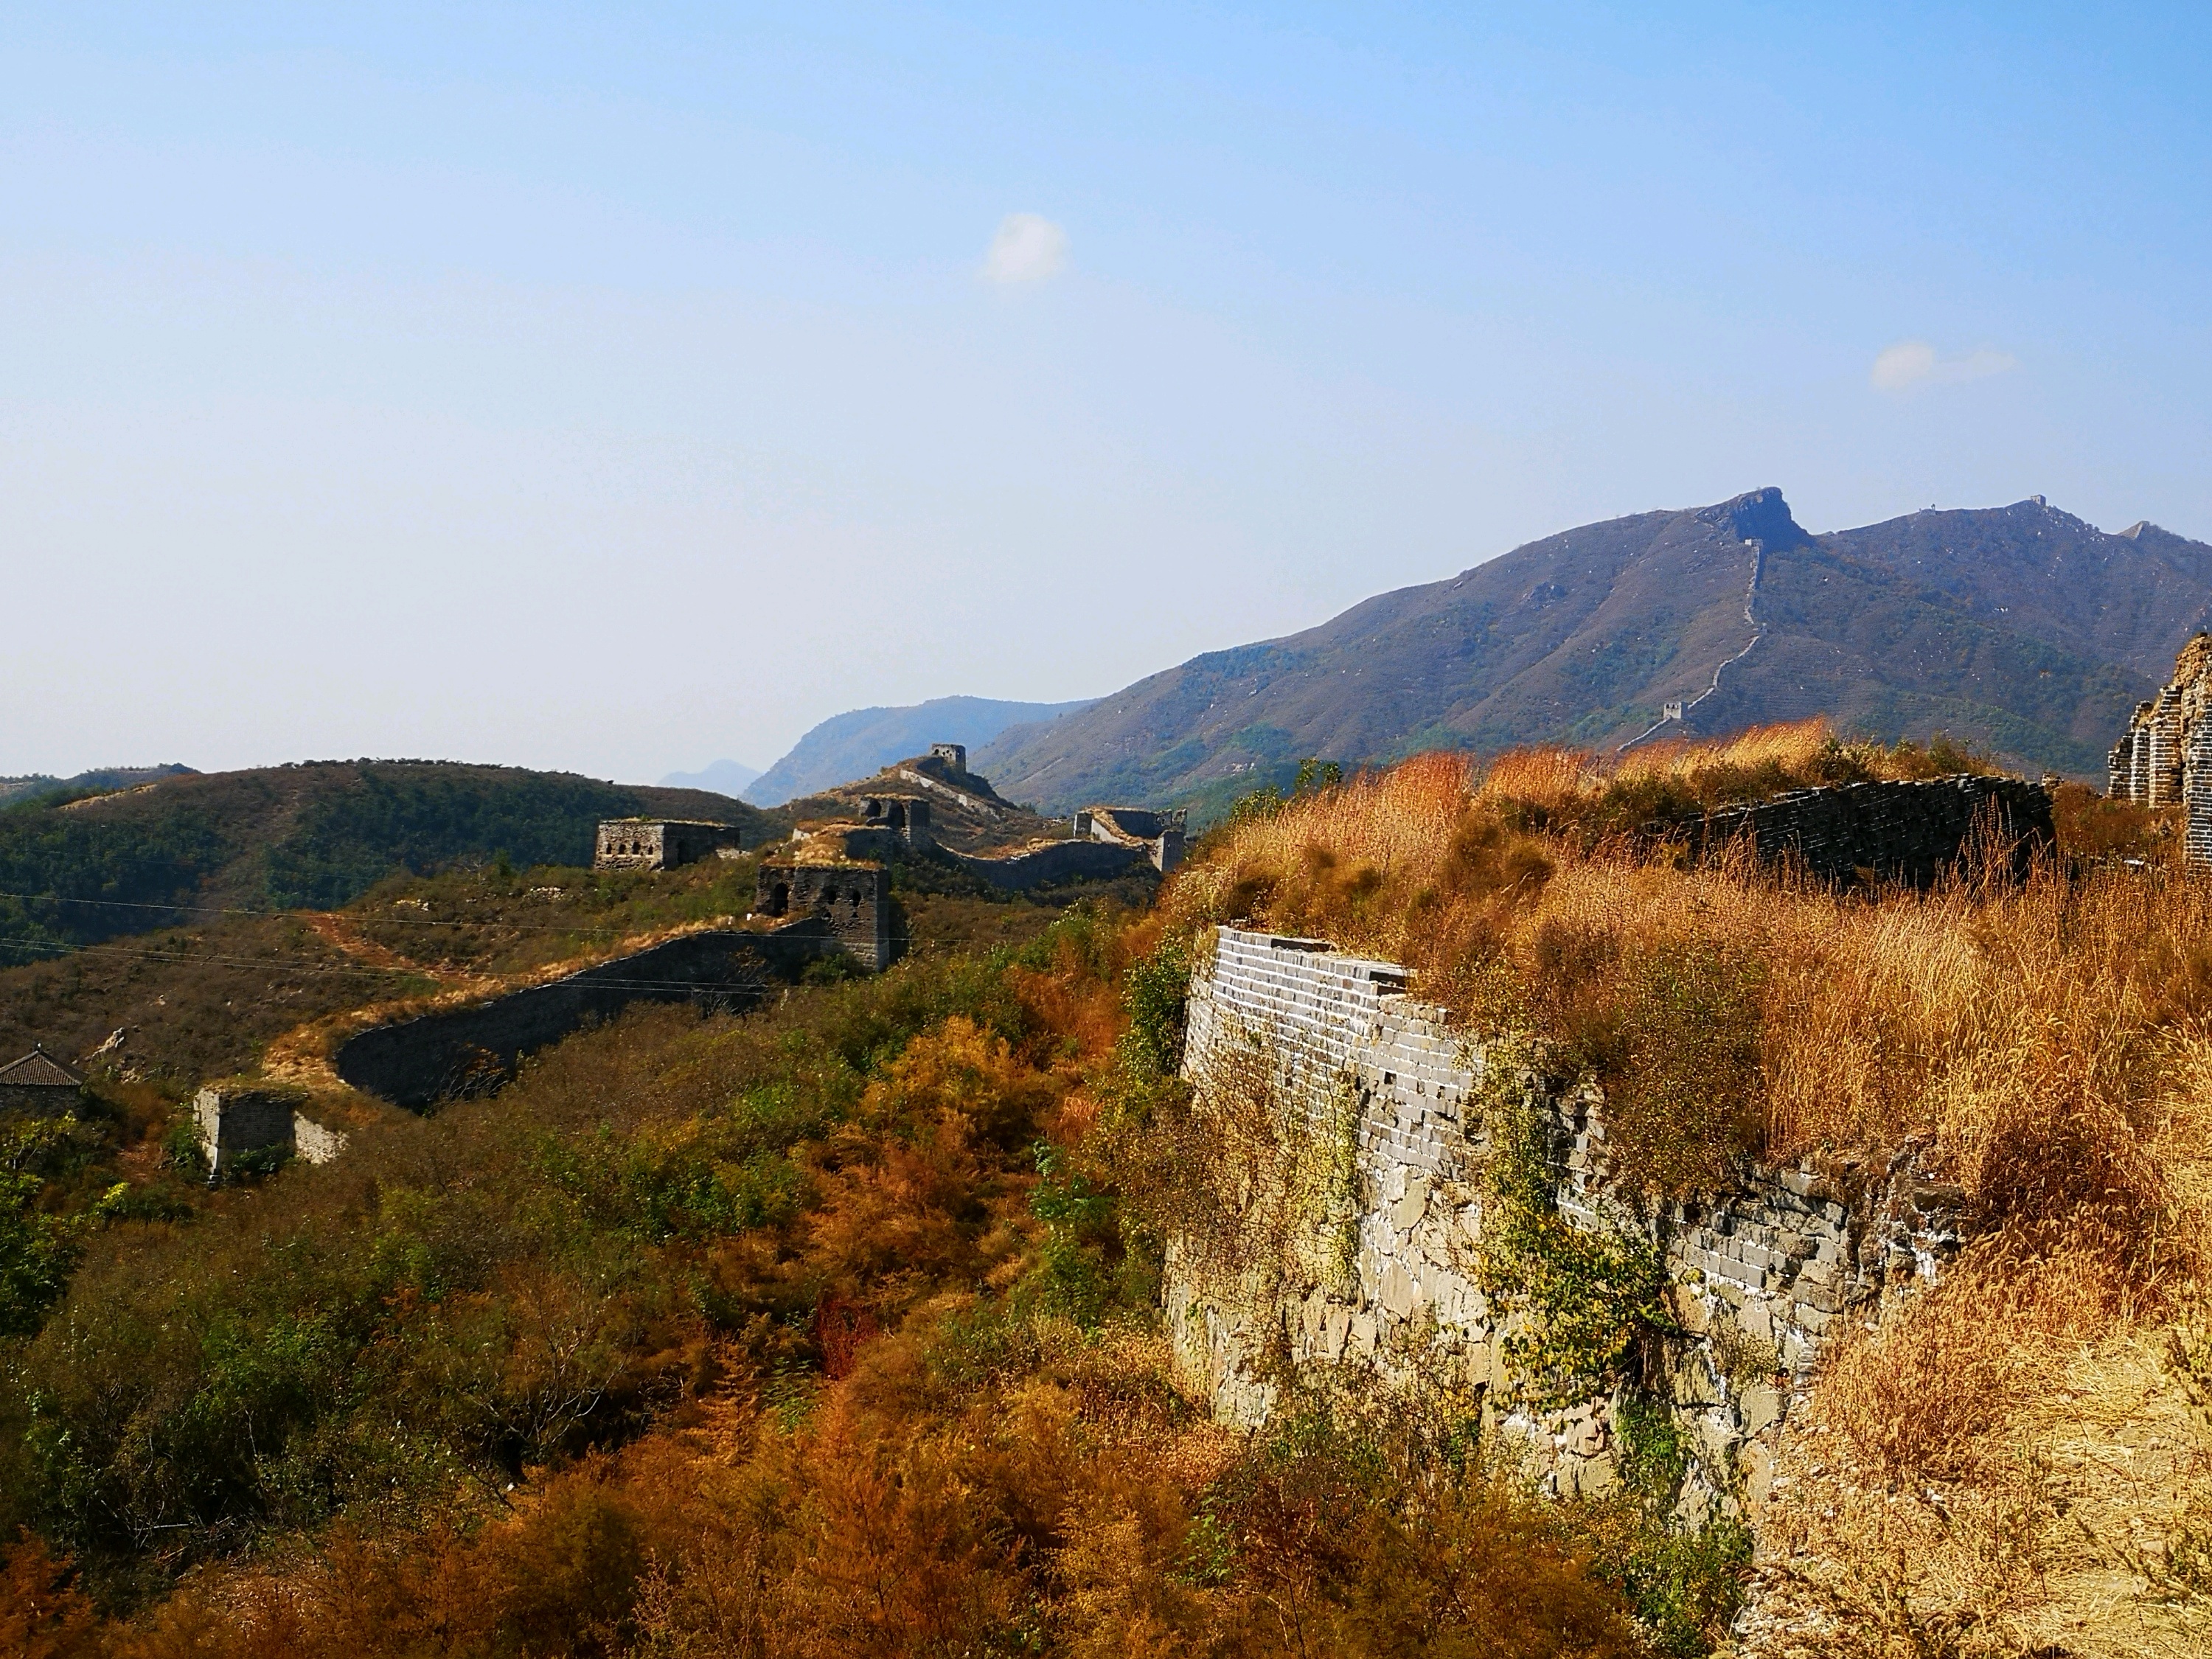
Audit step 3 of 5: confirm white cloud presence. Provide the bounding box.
[981,212,1069,283]
[1871,339,2019,392]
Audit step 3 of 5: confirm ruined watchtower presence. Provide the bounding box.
[1072,805,1187,872]
[595,819,743,871]
[2108,633,2212,864]
[754,857,897,971]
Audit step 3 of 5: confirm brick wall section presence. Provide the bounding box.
[754,863,897,970]
[1166,926,1967,1522]
[1666,775,2053,885]
[192,1084,352,1179]
[944,839,1151,889]
[0,1082,79,1116]
[335,920,839,1109]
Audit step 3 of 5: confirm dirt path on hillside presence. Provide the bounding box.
[302,911,466,981]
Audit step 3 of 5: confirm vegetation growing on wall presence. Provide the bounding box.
[1465,1045,1665,1411]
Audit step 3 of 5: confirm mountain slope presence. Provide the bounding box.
[0,764,195,807]
[975,490,2212,813]
[744,695,1096,806]
[0,761,785,953]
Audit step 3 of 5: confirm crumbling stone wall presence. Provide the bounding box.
[2109,632,2212,865]
[856,795,933,850]
[192,1082,349,1180]
[336,922,838,1108]
[945,839,1152,888]
[1074,806,1186,872]
[1666,774,2053,885]
[1165,928,1965,1518]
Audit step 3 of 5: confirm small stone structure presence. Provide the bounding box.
[2108,632,2212,863]
[929,743,967,769]
[594,818,743,871]
[0,1047,83,1115]
[192,1082,349,1180]
[754,861,897,971]
[790,799,933,863]
[857,795,933,851]
[1074,806,1186,872]
[1167,928,1965,1518]
[1665,774,2053,885]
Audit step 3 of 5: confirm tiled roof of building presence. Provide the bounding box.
[0,1046,83,1088]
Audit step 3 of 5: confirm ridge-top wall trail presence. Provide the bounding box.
[1165,926,1969,1521]
[333,921,838,1108]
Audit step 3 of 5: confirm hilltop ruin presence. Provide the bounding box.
[770,745,1182,893]
[594,818,744,870]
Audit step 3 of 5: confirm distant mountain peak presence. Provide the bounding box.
[973,492,2212,812]
[1697,486,1810,549]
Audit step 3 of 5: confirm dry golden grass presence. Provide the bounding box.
[1169,734,2212,1245]
[1165,737,2212,1648]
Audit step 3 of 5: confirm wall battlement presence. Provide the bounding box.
[1167,927,1965,1520]
[1663,774,2053,885]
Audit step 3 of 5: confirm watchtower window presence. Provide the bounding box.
[766,882,790,916]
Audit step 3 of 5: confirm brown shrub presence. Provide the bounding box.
[0,1531,98,1659]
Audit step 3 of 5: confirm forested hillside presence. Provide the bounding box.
[0,762,784,957]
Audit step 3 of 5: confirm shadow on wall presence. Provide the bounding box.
[334,921,839,1110]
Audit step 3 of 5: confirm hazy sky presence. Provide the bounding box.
[7,4,2211,781]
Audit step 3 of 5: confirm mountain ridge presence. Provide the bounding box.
[974,490,2212,815]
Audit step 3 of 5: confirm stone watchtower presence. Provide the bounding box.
[2108,632,2212,864]
[595,819,742,871]
[754,859,896,971]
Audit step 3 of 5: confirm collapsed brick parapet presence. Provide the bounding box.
[1073,806,1187,872]
[1164,927,1967,1524]
[1660,774,2053,885]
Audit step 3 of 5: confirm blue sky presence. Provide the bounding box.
[6,4,2209,779]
